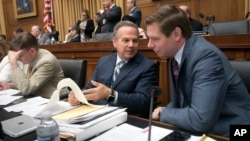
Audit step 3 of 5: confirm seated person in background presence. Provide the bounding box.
[31,25,51,45]
[145,4,250,137]
[246,11,250,24]
[0,34,6,42]
[0,41,24,81]
[13,27,24,36]
[64,26,81,43]
[0,41,8,61]
[246,11,250,32]
[179,5,203,31]
[68,21,159,117]
[122,15,147,39]
[76,9,95,40]
[0,32,65,98]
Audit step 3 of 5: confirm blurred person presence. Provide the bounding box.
[146,4,250,137]
[179,5,203,31]
[93,12,102,35]
[122,15,146,39]
[126,0,142,27]
[76,9,95,40]
[68,21,159,117]
[31,25,51,45]
[64,26,80,43]
[0,32,65,98]
[13,27,24,36]
[100,0,122,33]
[0,34,6,42]
[0,41,24,81]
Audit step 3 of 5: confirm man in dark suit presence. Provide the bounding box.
[100,0,122,33]
[179,5,203,31]
[146,4,250,137]
[68,21,159,117]
[126,0,142,27]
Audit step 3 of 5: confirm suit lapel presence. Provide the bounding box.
[112,53,141,88]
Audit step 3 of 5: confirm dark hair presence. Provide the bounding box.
[82,9,90,19]
[246,12,250,19]
[113,21,139,39]
[14,27,24,34]
[0,34,6,40]
[0,40,8,60]
[70,25,80,34]
[9,32,38,51]
[145,4,192,38]
[122,15,136,24]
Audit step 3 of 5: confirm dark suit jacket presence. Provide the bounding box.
[100,5,122,33]
[129,7,142,27]
[84,52,159,117]
[189,18,203,31]
[76,19,95,39]
[160,35,250,137]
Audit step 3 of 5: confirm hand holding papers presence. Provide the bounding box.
[37,78,105,120]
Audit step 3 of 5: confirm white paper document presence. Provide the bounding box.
[0,95,23,105]
[0,89,20,95]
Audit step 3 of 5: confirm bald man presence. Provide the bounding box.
[179,5,203,31]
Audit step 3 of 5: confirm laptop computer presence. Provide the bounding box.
[1,114,40,138]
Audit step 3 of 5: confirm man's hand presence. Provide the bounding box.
[8,50,22,69]
[68,91,81,106]
[152,107,164,120]
[83,80,111,101]
[0,81,11,90]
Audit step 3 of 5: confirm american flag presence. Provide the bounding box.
[43,0,53,32]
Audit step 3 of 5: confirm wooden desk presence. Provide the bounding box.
[42,34,250,106]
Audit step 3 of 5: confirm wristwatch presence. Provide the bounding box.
[107,89,115,102]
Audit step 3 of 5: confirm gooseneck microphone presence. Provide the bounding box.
[148,86,161,141]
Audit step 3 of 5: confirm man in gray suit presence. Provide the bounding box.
[0,32,64,98]
[146,4,250,137]
[31,25,51,45]
[68,21,159,117]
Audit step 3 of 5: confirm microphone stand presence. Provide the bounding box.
[148,94,154,141]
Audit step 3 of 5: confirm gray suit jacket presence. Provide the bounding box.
[160,35,250,137]
[9,49,64,98]
[84,52,159,117]
[38,33,51,45]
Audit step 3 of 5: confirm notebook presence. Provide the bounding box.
[1,114,40,138]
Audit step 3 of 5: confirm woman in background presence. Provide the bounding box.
[76,9,95,40]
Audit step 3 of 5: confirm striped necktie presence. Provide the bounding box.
[112,61,125,83]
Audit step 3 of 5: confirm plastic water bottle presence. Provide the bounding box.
[51,37,55,44]
[80,33,85,42]
[36,111,60,141]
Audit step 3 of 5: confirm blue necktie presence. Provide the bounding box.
[112,61,125,83]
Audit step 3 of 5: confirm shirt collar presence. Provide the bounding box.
[174,42,185,66]
[116,55,127,64]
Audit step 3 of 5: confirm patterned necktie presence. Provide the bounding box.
[112,61,125,83]
[171,58,181,107]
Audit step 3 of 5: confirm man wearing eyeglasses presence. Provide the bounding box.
[0,32,65,98]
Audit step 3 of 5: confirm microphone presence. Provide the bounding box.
[148,86,161,141]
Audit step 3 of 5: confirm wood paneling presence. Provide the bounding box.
[41,34,250,107]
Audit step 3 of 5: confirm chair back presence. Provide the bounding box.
[94,32,114,41]
[230,60,250,94]
[58,59,87,89]
[208,20,249,35]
